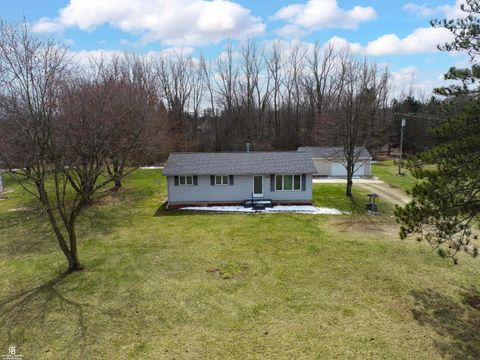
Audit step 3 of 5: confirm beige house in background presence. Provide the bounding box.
[298,147,372,178]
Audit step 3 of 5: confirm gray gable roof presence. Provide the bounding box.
[298,146,372,160]
[163,151,317,176]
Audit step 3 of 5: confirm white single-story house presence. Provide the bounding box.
[163,152,316,208]
[298,146,372,177]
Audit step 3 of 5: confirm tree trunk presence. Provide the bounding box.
[346,162,353,197]
[37,182,79,270]
[346,180,353,197]
[108,160,123,190]
[113,175,122,189]
[67,221,84,272]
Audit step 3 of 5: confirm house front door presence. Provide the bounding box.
[253,175,263,198]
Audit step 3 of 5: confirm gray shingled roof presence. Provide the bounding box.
[163,152,317,176]
[297,146,372,160]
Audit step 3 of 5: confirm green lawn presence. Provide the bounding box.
[0,170,479,359]
[313,182,396,215]
[372,160,418,192]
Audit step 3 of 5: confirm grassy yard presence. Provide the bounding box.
[0,170,479,359]
[372,160,418,192]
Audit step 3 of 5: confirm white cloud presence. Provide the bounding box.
[271,0,377,31]
[69,49,124,67]
[389,65,456,98]
[31,17,63,32]
[119,39,133,46]
[274,24,306,38]
[62,38,75,46]
[266,25,452,61]
[69,47,194,67]
[32,0,265,46]
[363,27,454,56]
[262,39,316,59]
[392,66,418,87]
[403,1,467,19]
[325,36,363,54]
[403,3,439,17]
[156,47,195,58]
[312,27,453,56]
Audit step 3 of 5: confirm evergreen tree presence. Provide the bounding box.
[395,102,480,262]
[396,0,480,262]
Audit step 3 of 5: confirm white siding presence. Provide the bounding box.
[331,163,347,176]
[313,158,371,177]
[167,174,312,205]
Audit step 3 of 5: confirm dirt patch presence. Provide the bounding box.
[206,262,249,279]
[331,217,400,236]
[464,295,480,311]
[92,187,132,206]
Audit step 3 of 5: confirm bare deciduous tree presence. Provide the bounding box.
[0,21,86,270]
[332,54,390,196]
[0,21,140,271]
[95,54,159,188]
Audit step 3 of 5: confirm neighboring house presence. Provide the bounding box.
[298,146,372,177]
[163,152,316,208]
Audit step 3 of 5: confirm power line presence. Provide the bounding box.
[393,112,444,120]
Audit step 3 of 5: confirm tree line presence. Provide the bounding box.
[160,41,393,157]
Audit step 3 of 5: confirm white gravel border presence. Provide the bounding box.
[139,166,164,169]
[313,177,384,184]
[179,205,346,215]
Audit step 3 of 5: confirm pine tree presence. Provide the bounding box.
[396,0,480,262]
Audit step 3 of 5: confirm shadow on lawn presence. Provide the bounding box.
[411,288,480,359]
[346,195,368,214]
[0,189,133,257]
[0,271,87,358]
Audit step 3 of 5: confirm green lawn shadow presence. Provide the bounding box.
[411,287,480,359]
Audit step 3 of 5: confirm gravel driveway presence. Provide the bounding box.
[313,177,411,206]
[356,183,411,206]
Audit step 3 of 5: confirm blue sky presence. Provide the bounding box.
[1,0,469,96]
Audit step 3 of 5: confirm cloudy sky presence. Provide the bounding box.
[2,0,470,95]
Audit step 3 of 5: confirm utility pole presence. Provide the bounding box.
[398,117,406,175]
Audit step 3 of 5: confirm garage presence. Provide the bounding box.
[331,162,369,177]
[298,146,372,178]
[330,162,347,176]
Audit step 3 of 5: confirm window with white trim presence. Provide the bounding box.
[215,175,229,185]
[179,175,193,186]
[275,174,301,191]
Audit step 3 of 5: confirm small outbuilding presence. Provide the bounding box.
[163,151,316,208]
[298,146,372,178]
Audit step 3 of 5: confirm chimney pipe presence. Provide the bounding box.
[246,142,251,152]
